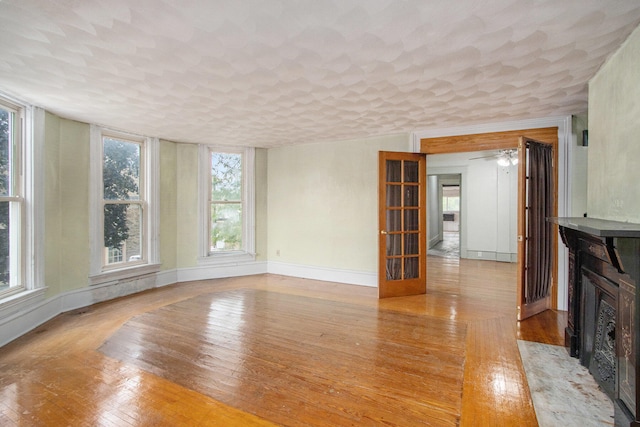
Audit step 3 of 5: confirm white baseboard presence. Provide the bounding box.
[0,261,373,348]
[428,234,442,249]
[464,250,497,261]
[268,261,377,287]
[496,252,518,263]
[0,272,169,347]
[176,261,268,282]
[0,289,59,349]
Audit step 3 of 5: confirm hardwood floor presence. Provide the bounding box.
[0,257,565,426]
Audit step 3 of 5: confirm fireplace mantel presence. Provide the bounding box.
[550,217,640,427]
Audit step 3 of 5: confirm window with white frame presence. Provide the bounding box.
[102,135,143,266]
[0,100,23,294]
[90,126,159,281]
[199,145,255,262]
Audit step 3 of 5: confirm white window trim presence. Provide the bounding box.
[198,145,255,265]
[89,125,160,285]
[0,93,45,303]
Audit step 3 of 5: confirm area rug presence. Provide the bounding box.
[517,340,614,426]
[99,289,467,426]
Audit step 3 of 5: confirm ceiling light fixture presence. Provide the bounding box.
[497,149,518,166]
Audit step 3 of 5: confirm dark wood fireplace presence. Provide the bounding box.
[551,217,640,427]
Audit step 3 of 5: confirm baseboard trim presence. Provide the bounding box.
[0,272,169,347]
[176,261,268,282]
[428,235,442,249]
[268,262,377,287]
[0,261,374,348]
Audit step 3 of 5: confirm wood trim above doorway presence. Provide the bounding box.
[420,127,559,311]
[420,127,558,154]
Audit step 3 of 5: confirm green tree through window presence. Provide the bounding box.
[0,109,10,286]
[210,152,242,252]
[103,137,141,261]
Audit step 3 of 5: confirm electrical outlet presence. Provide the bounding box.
[478,251,482,257]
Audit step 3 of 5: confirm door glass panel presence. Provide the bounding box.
[386,185,401,207]
[386,234,402,256]
[404,161,418,183]
[405,209,418,231]
[405,257,418,279]
[405,233,418,255]
[386,258,402,280]
[386,210,401,232]
[386,160,402,182]
[405,185,418,207]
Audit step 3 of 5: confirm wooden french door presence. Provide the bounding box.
[517,137,555,320]
[378,152,427,298]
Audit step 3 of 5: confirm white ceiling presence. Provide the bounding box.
[1,0,639,148]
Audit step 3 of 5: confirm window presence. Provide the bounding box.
[199,146,254,263]
[90,126,159,282]
[0,101,22,293]
[102,136,143,267]
[442,185,460,212]
[210,152,242,252]
[443,196,460,212]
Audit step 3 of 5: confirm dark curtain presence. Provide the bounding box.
[526,141,553,303]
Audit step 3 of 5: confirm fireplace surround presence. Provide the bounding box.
[551,217,640,427]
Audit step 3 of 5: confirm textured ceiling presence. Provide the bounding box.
[1,1,639,148]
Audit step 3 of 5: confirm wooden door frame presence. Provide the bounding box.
[420,127,559,310]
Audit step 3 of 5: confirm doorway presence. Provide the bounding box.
[427,175,461,259]
[420,127,559,310]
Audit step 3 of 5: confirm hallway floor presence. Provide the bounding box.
[428,231,460,258]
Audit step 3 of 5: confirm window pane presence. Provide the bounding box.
[405,209,418,231]
[405,185,418,207]
[386,209,401,232]
[103,138,140,201]
[443,196,460,211]
[386,160,401,182]
[386,234,401,256]
[404,161,418,183]
[405,233,419,255]
[386,184,401,207]
[210,203,242,251]
[0,201,10,290]
[0,109,11,197]
[104,203,142,264]
[404,257,418,279]
[211,152,242,201]
[386,258,402,281]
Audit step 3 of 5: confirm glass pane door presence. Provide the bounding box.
[378,152,426,298]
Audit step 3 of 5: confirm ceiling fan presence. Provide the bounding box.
[470,149,519,166]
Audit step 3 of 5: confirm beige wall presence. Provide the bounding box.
[46,117,91,296]
[44,112,61,296]
[588,24,640,222]
[267,133,411,273]
[175,143,199,268]
[255,148,268,261]
[159,140,178,270]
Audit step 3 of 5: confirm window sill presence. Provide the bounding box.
[89,263,161,286]
[197,251,256,266]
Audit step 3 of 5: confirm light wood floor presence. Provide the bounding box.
[0,257,566,426]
